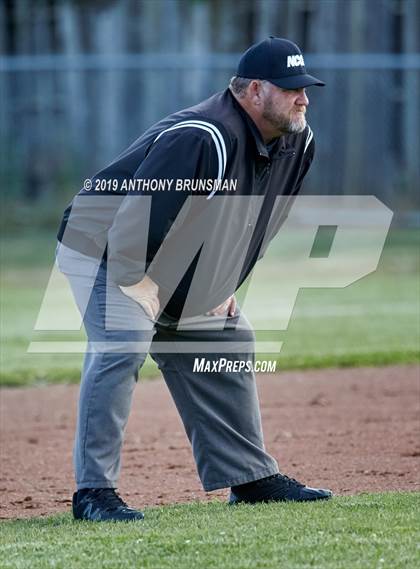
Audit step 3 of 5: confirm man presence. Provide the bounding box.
[56,37,332,522]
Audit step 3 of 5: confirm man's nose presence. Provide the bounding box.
[296,89,309,106]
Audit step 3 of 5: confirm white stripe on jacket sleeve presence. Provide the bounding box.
[153,120,227,199]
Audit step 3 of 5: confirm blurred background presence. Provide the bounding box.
[1,0,419,385]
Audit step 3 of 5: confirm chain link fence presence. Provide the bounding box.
[2,54,419,212]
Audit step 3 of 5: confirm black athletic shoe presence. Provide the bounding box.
[229,473,333,504]
[72,488,144,522]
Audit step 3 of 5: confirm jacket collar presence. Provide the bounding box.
[226,88,294,160]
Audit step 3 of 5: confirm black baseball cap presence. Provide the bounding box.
[237,36,325,89]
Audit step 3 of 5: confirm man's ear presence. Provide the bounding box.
[249,80,263,106]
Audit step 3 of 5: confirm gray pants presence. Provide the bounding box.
[56,243,278,491]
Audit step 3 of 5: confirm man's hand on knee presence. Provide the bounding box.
[119,276,160,320]
[206,295,237,317]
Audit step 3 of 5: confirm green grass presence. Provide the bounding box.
[1,227,419,386]
[1,493,419,568]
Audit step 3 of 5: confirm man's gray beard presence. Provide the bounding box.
[262,101,307,134]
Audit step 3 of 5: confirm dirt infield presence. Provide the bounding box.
[1,365,419,519]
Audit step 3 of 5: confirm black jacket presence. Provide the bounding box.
[58,88,315,317]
